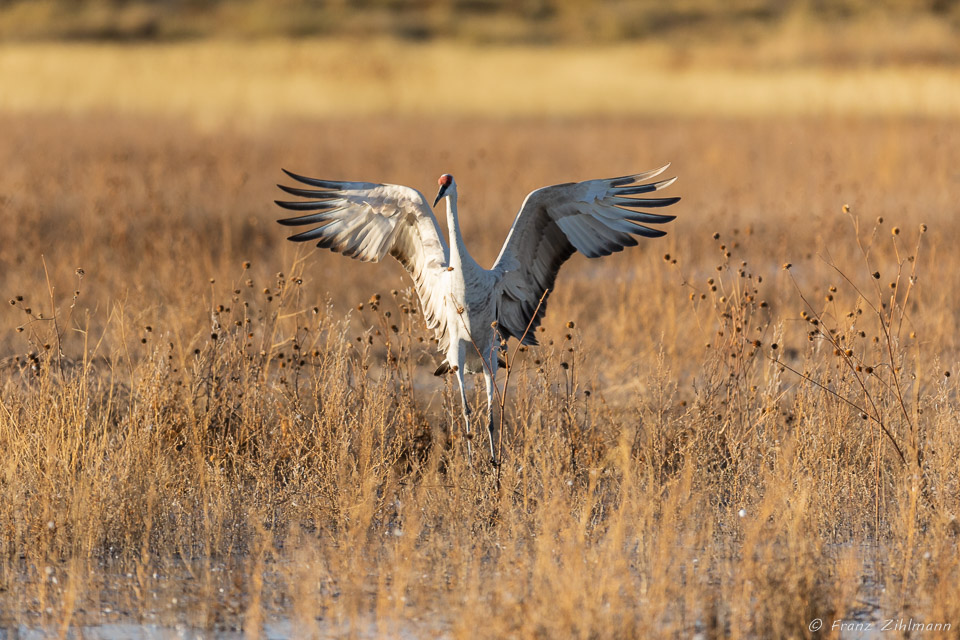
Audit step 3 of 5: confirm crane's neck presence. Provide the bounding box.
[445,192,474,270]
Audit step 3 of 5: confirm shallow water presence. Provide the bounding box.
[5,621,291,640]
[4,618,436,639]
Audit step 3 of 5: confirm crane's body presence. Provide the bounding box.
[435,188,502,456]
[276,167,679,464]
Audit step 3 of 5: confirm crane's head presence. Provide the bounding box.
[433,174,455,207]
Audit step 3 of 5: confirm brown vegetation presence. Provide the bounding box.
[2,0,960,50]
[5,39,960,124]
[1,111,959,636]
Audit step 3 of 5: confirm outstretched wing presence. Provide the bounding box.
[492,165,679,345]
[276,169,450,344]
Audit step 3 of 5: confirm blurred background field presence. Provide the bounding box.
[2,2,960,638]
[4,1,960,123]
[7,38,960,124]
[1,0,960,49]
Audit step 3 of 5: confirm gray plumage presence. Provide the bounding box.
[276,165,679,463]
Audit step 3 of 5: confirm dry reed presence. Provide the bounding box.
[1,113,959,637]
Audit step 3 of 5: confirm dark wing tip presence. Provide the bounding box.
[276,184,340,198]
[275,199,308,211]
[281,169,343,190]
[629,224,668,238]
[654,214,678,222]
[274,199,340,211]
[613,196,681,209]
[286,227,328,243]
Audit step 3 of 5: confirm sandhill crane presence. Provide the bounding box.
[276,165,679,463]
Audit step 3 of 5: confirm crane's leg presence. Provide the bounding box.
[453,341,473,462]
[482,355,499,466]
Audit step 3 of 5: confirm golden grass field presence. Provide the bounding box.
[5,38,960,124]
[2,37,960,638]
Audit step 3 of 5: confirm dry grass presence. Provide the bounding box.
[5,39,960,126]
[1,111,959,637]
[3,0,960,46]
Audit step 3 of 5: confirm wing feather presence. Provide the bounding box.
[276,171,450,346]
[493,165,678,345]
[609,196,679,208]
[617,209,676,224]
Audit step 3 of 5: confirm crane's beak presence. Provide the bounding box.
[433,184,448,207]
